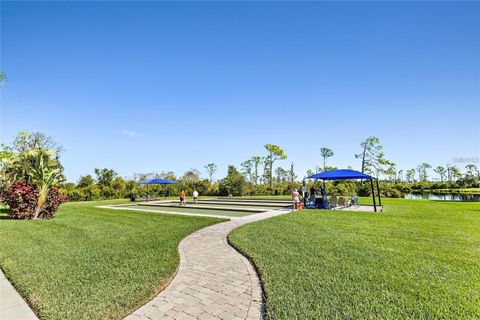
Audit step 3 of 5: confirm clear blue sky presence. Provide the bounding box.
[1,1,479,182]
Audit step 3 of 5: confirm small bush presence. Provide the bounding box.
[41,187,68,219]
[1,181,68,219]
[1,181,38,219]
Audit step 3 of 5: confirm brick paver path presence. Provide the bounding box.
[125,209,289,320]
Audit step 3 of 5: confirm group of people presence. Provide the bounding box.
[178,189,199,206]
[292,184,360,210]
[291,185,327,210]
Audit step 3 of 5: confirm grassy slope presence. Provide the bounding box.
[0,199,224,320]
[229,198,480,319]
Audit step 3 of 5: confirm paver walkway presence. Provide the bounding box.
[125,209,290,320]
[0,269,38,320]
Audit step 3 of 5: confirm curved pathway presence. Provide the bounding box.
[125,209,289,320]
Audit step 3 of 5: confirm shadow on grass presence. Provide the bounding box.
[0,207,12,219]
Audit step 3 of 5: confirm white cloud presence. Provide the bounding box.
[122,129,140,138]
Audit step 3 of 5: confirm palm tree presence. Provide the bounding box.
[26,149,64,219]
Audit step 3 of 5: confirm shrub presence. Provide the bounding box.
[1,181,67,219]
[357,182,405,198]
[1,181,38,219]
[329,180,357,196]
[41,187,68,219]
[82,185,101,201]
[379,185,403,198]
[62,188,84,201]
[218,165,245,196]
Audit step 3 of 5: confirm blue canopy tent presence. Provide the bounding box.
[136,178,178,200]
[307,169,382,212]
[137,178,178,185]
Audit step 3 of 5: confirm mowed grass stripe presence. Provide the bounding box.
[229,198,480,319]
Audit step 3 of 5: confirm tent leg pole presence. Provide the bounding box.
[370,179,377,212]
[376,180,382,207]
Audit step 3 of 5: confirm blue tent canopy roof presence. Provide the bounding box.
[307,169,373,181]
[136,178,178,185]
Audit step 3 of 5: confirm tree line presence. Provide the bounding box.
[1,132,479,214]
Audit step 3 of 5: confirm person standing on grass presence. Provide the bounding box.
[291,188,300,210]
[179,189,186,206]
[192,189,199,204]
[310,186,316,197]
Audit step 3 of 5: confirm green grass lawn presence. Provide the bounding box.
[0,199,224,320]
[229,198,480,319]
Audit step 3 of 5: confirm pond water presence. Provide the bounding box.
[405,193,480,202]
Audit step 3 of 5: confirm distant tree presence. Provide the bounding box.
[450,166,462,181]
[262,158,270,186]
[406,168,416,183]
[264,144,287,191]
[241,159,253,183]
[446,164,452,182]
[77,174,94,188]
[416,163,432,182]
[111,176,127,195]
[218,165,245,196]
[0,144,13,172]
[158,171,177,180]
[251,156,262,185]
[320,147,334,171]
[306,169,315,178]
[12,131,63,155]
[397,169,404,182]
[384,164,397,182]
[182,169,200,183]
[288,162,297,183]
[63,182,75,190]
[446,164,458,182]
[355,137,392,177]
[274,167,289,182]
[204,163,217,182]
[94,168,118,187]
[433,166,447,183]
[465,164,479,179]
